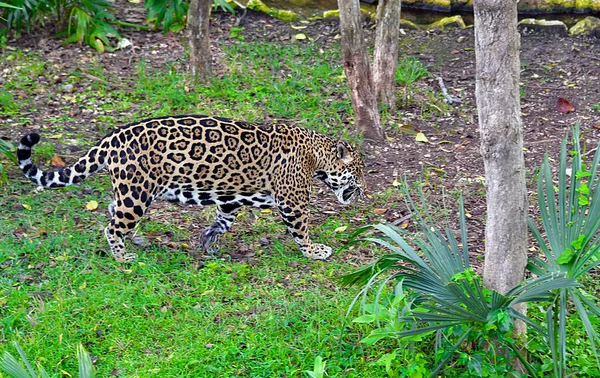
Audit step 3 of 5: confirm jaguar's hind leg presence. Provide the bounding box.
[104,192,153,262]
[199,203,241,253]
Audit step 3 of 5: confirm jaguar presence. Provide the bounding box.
[18,115,365,262]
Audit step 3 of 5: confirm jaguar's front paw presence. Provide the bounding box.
[302,243,333,260]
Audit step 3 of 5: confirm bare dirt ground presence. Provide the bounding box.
[2,9,600,262]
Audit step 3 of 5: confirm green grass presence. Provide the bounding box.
[0,177,385,377]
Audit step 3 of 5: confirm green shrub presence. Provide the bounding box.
[1,0,120,51]
[144,0,187,33]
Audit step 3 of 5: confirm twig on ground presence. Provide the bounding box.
[437,76,461,105]
[79,72,121,89]
[234,3,247,27]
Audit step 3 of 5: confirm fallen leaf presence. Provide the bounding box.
[51,155,67,167]
[398,124,418,135]
[86,200,99,211]
[295,33,307,40]
[400,220,410,229]
[415,132,429,143]
[556,97,575,113]
[291,25,307,30]
[594,123,600,130]
[334,226,348,233]
[48,133,63,139]
[260,209,271,214]
[385,135,395,142]
[392,178,401,187]
[373,208,388,215]
[22,203,32,211]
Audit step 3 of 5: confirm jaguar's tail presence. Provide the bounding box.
[18,133,107,188]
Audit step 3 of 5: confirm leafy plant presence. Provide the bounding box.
[342,187,579,377]
[304,356,327,378]
[62,0,120,52]
[145,0,188,33]
[527,126,600,377]
[0,138,15,185]
[395,57,429,86]
[350,286,430,377]
[1,0,121,51]
[1,341,94,378]
[213,0,235,14]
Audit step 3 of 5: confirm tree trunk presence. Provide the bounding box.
[188,0,212,83]
[337,0,384,142]
[473,0,528,360]
[373,0,401,110]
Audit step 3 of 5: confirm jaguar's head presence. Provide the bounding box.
[315,141,366,205]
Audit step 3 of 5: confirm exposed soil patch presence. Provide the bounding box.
[1,9,599,264]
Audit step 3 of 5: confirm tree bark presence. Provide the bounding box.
[337,0,384,142]
[188,0,212,83]
[473,0,528,356]
[373,0,401,110]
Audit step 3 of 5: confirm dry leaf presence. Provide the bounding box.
[556,97,575,113]
[51,155,67,167]
[22,203,32,211]
[373,208,388,215]
[400,220,410,229]
[86,200,99,211]
[291,25,307,30]
[260,209,272,214]
[399,124,418,135]
[334,226,348,233]
[295,33,307,40]
[392,178,401,187]
[415,132,429,143]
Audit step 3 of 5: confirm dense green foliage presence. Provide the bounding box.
[0,0,234,49]
[0,0,120,51]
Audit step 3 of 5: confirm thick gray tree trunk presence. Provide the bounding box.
[373,0,401,110]
[188,0,212,83]
[337,0,385,142]
[473,0,528,349]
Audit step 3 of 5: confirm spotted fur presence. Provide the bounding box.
[18,115,365,262]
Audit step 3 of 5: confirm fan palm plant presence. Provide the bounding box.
[527,126,600,377]
[342,188,578,377]
[1,341,95,378]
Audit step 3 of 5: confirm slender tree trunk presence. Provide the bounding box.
[373,0,401,110]
[337,0,384,142]
[473,0,528,359]
[188,0,212,83]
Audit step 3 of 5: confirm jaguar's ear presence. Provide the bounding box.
[336,141,353,164]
